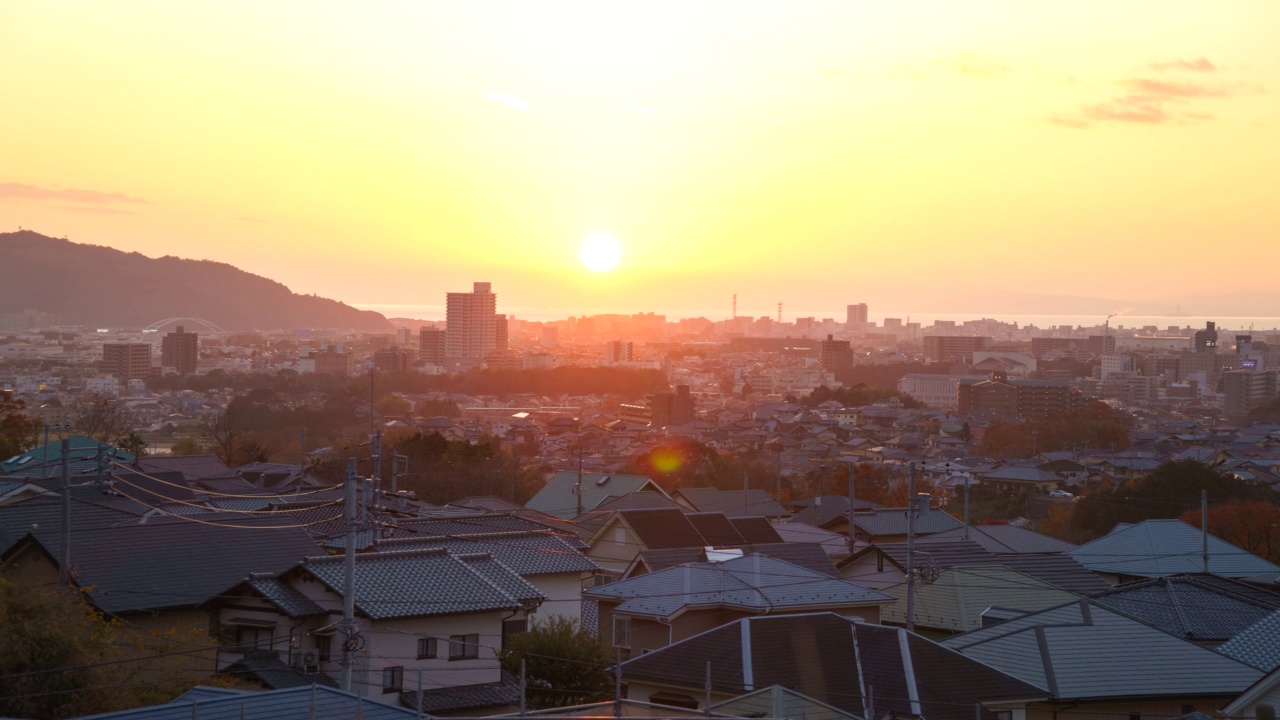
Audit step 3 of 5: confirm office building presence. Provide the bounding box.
[1194,322,1218,353]
[651,385,696,428]
[605,341,634,364]
[418,327,445,365]
[101,343,152,381]
[819,334,853,376]
[923,336,992,363]
[847,303,868,326]
[160,326,199,374]
[373,346,412,372]
[1224,369,1278,421]
[957,371,1080,419]
[445,282,498,361]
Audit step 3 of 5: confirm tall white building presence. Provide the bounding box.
[445,282,497,361]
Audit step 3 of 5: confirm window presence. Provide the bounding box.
[449,633,479,660]
[876,554,884,572]
[613,617,631,648]
[315,634,332,662]
[502,619,528,648]
[235,625,272,652]
[1258,706,1276,720]
[417,637,437,659]
[382,666,404,693]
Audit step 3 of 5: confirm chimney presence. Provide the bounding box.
[916,493,931,516]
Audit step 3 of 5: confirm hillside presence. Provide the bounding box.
[0,231,392,332]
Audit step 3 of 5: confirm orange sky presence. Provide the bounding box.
[3,2,1278,321]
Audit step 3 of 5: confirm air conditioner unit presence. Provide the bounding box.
[300,650,319,672]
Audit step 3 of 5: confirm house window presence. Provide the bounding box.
[315,634,332,662]
[417,637,437,659]
[613,617,631,648]
[382,666,404,693]
[614,528,626,546]
[876,554,884,572]
[449,634,479,660]
[1257,706,1276,720]
[235,625,272,651]
[503,619,528,648]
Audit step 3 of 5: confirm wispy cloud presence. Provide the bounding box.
[0,182,147,205]
[55,205,135,216]
[1048,59,1248,128]
[934,51,1009,78]
[1149,57,1217,73]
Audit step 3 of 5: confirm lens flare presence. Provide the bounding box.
[650,447,684,474]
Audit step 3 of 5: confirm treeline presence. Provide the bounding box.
[980,402,1132,459]
[796,384,925,409]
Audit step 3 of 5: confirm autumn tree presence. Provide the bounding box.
[1179,500,1280,564]
[0,391,39,460]
[71,394,136,443]
[499,616,613,709]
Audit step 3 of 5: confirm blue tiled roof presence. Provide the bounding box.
[1069,520,1280,578]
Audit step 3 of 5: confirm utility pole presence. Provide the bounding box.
[372,428,383,497]
[60,438,71,587]
[391,453,408,496]
[845,460,857,556]
[575,446,584,517]
[341,458,358,692]
[1201,489,1209,574]
[905,462,917,633]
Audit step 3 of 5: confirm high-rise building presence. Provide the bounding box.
[373,346,412,372]
[1194,321,1218,353]
[957,371,1080,419]
[496,313,509,352]
[160,326,199,374]
[651,385,696,428]
[101,343,152,381]
[445,282,497,361]
[1224,369,1278,420]
[923,336,992,363]
[846,304,868,326]
[605,341,634,364]
[419,327,446,365]
[819,334,853,377]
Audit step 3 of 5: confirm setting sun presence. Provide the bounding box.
[580,233,622,273]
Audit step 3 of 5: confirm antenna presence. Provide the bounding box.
[777,302,782,323]
[733,294,737,320]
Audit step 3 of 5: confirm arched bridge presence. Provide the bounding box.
[143,317,227,333]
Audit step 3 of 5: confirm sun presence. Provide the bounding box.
[579,233,622,272]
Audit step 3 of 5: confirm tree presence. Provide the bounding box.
[0,578,225,719]
[116,431,148,458]
[71,394,136,443]
[499,616,613,709]
[0,391,39,460]
[170,435,203,455]
[1179,500,1280,564]
[204,405,248,467]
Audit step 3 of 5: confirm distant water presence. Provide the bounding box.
[354,304,1280,332]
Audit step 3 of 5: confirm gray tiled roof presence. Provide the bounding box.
[70,685,420,719]
[921,525,1077,554]
[135,454,235,480]
[401,672,522,714]
[1068,519,1280,578]
[525,472,666,519]
[866,540,1112,595]
[675,488,788,518]
[1090,576,1279,642]
[245,576,327,618]
[373,531,599,575]
[301,548,545,620]
[849,507,964,537]
[221,650,338,689]
[1215,609,1280,670]
[880,566,1080,633]
[584,554,890,619]
[941,600,1264,700]
[621,613,1042,720]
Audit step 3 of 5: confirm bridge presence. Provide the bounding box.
[142,317,227,333]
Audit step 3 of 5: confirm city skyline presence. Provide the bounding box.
[4,2,1280,320]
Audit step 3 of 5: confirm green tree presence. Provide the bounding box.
[170,435,203,455]
[499,616,613,709]
[0,391,39,460]
[116,431,148,458]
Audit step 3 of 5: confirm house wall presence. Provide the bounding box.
[528,572,583,621]
[1224,683,1280,720]
[840,553,901,589]
[1026,697,1237,720]
[1,542,59,586]
[588,520,644,576]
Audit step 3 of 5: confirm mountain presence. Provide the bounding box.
[0,231,392,332]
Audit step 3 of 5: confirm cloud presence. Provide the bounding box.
[934,51,1009,78]
[1149,57,1217,73]
[0,182,147,205]
[485,92,531,112]
[1122,78,1227,98]
[1049,66,1246,128]
[55,205,135,216]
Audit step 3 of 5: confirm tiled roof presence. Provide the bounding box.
[674,488,788,518]
[9,516,320,615]
[849,507,964,537]
[71,684,421,719]
[866,540,1112,595]
[686,512,747,547]
[244,576,327,618]
[584,555,891,619]
[401,672,522,714]
[880,566,1080,633]
[1089,576,1279,642]
[592,492,685,513]
[941,600,1264,700]
[921,525,1077,554]
[1068,519,1280,578]
[373,530,599,575]
[621,613,1042,720]
[1215,609,1280,670]
[1,435,135,477]
[301,548,545,620]
[728,517,784,544]
[615,508,707,550]
[710,685,858,720]
[772,522,853,557]
[788,496,882,529]
[525,472,666,519]
[135,454,235,480]
[221,650,338,689]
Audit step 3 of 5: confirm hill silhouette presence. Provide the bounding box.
[0,231,392,331]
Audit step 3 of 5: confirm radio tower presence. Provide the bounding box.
[733,294,737,319]
[777,303,782,323]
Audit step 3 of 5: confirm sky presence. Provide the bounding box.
[3,2,1279,322]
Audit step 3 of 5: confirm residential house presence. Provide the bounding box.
[1089,574,1280,648]
[1067,520,1280,584]
[671,487,788,520]
[878,566,1080,638]
[526,472,668,519]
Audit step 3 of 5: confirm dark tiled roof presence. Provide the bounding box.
[849,507,964,537]
[221,651,338,689]
[374,530,599,575]
[921,525,1077,554]
[686,512,747,547]
[942,600,1263,700]
[728,517,784,544]
[867,540,1111,595]
[1216,609,1280,670]
[617,508,707,550]
[1090,576,1279,642]
[621,613,1041,720]
[301,548,544,620]
[401,672,522,714]
[741,542,840,578]
[593,492,685,513]
[135,454,235,480]
[675,488,788,518]
[244,576,327,618]
[526,472,665,519]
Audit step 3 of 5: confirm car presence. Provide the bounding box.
[1049,490,1074,499]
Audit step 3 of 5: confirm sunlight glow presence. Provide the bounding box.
[580,233,622,273]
